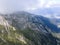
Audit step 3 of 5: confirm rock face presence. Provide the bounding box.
[0,11,60,45]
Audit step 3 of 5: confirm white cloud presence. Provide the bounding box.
[0,0,60,13]
[37,0,60,8]
[0,0,39,13]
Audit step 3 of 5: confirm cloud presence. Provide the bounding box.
[0,0,60,13]
[0,0,39,13]
[38,0,60,8]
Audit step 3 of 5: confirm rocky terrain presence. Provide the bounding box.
[0,11,60,45]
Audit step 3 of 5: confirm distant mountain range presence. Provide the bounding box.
[0,11,60,45]
[32,7,60,15]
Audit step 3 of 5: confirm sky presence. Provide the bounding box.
[0,0,60,14]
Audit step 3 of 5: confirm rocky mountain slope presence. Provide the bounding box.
[0,11,60,45]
